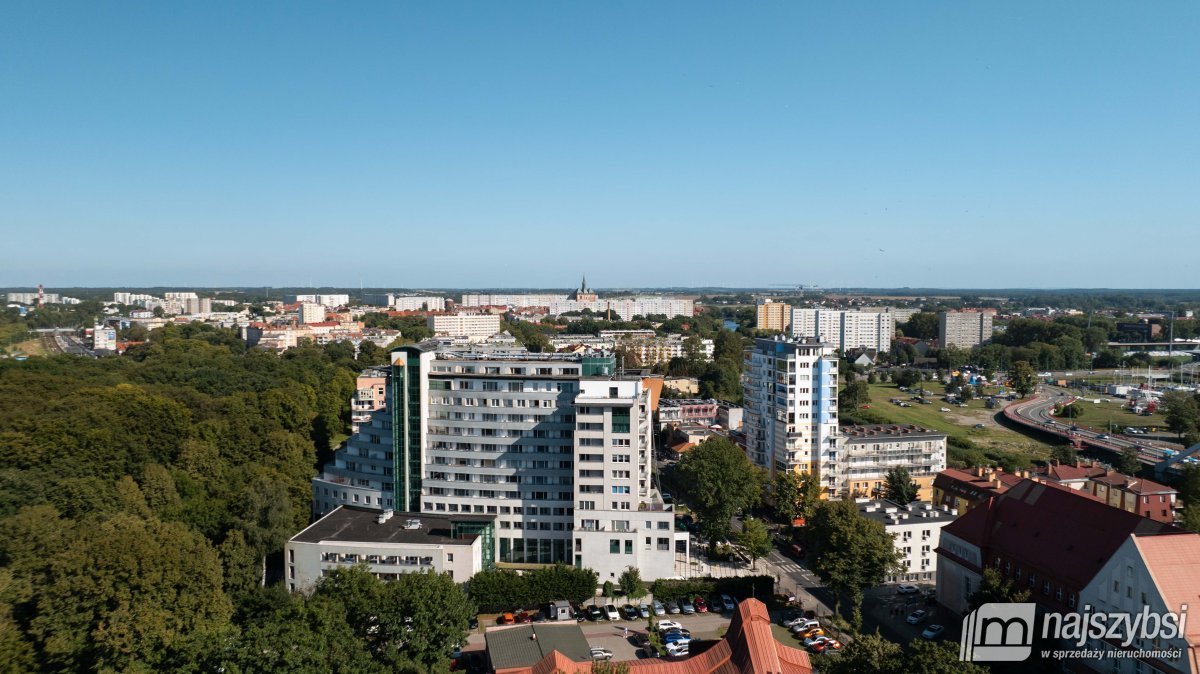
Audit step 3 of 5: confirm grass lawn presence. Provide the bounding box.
[1055,397,1169,434]
[859,383,1055,462]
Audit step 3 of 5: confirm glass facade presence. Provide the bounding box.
[391,347,425,512]
[498,537,568,564]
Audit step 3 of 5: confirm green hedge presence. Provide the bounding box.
[650,575,774,601]
[468,564,598,612]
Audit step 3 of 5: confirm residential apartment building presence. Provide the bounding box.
[859,500,957,583]
[658,399,721,430]
[573,378,684,582]
[860,306,921,323]
[742,337,840,492]
[1079,533,1200,674]
[755,299,791,332]
[934,478,1179,616]
[183,297,212,315]
[931,466,1026,513]
[298,303,326,324]
[938,310,994,350]
[428,313,502,341]
[461,293,567,309]
[548,297,694,321]
[792,308,893,353]
[285,507,492,591]
[351,367,389,434]
[309,345,687,578]
[549,332,714,366]
[90,325,118,351]
[6,292,61,304]
[842,425,947,501]
[362,293,448,311]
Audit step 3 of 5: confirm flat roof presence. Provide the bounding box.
[291,506,493,545]
[858,500,958,525]
[843,424,947,441]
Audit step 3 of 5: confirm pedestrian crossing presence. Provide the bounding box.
[776,562,805,574]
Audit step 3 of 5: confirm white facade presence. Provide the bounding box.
[428,313,501,341]
[742,337,840,490]
[286,507,488,591]
[317,294,350,308]
[298,303,326,324]
[573,379,685,583]
[859,501,956,583]
[934,527,983,616]
[91,325,118,351]
[792,308,893,353]
[184,297,213,315]
[163,292,198,301]
[392,296,447,311]
[461,293,568,308]
[548,297,693,321]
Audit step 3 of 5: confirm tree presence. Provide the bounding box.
[677,437,764,545]
[618,567,647,601]
[968,567,1031,611]
[1117,447,1142,477]
[27,514,233,672]
[901,313,939,340]
[820,631,903,674]
[894,368,922,389]
[1163,391,1200,440]
[1051,444,1078,465]
[738,518,772,570]
[1181,503,1200,533]
[906,639,990,674]
[805,501,904,629]
[883,467,919,504]
[1011,360,1037,397]
[839,379,871,412]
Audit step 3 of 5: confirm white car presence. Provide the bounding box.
[656,620,684,633]
[604,604,620,621]
[906,610,928,625]
[665,641,690,658]
[897,584,920,594]
[939,407,950,412]
[590,647,613,661]
[652,599,666,616]
[785,618,820,632]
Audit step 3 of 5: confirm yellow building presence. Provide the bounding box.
[755,299,791,332]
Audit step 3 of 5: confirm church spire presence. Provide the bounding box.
[581,275,587,292]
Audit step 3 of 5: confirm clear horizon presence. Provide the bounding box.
[2,2,1197,288]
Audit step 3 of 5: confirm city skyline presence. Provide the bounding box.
[3,2,1198,287]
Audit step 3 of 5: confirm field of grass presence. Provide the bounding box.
[1055,397,1168,434]
[854,383,1057,466]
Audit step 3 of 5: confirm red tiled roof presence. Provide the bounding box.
[1035,461,1108,482]
[1091,472,1176,495]
[942,479,1180,590]
[1132,532,1200,673]
[507,599,812,674]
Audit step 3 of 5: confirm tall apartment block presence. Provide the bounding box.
[938,311,994,350]
[755,299,791,332]
[310,345,683,579]
[428,313,502,341]
[742,337,840,493]
[791,308,893,353]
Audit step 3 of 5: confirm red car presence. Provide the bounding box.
[693,596,708,613]
[514,610,531,623]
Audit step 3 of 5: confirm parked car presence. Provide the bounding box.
[665,642,690,658]
[665,600,681,614]
[662,628,692,639]
[638,603,651,618]
[641,644,661,658]
[680,598,695,614]
[499,612,516,625]
[803,636,830,649]
[586,605,603,621]
[656,620,684,633]
[720,594,736,612]
[652,600,666,616]
[621,604,639,620]
[693,596,708,613]
[786,617,820,631]
[811,638,842,654]
[795,626,825,640]
[604,604,620,621]
[897,584,920,594]
[662,630,691,644]
[590,647,614,661]
[906,610,928,625]
[514,610,531,623]
[921,624,945,639]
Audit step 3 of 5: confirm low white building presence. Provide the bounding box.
[285,507,495,592]
[858,500,957,584]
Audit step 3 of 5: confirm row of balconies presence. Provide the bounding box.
[322,552,434,566]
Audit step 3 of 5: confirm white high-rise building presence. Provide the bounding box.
[317,294,350,308]
[428,313,501,341]
[309,345,685,579]
[298,303,326,324]
[742,337,841,494]
[792,308,893,353]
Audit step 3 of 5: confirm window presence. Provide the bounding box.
[624,540,633,554]
[447,554,454,562]
[612,486,630,494]
[610,540,620,554]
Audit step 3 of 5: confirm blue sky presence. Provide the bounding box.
[1,2,1197,289]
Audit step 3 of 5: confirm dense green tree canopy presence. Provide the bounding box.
[676,437,765,545]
